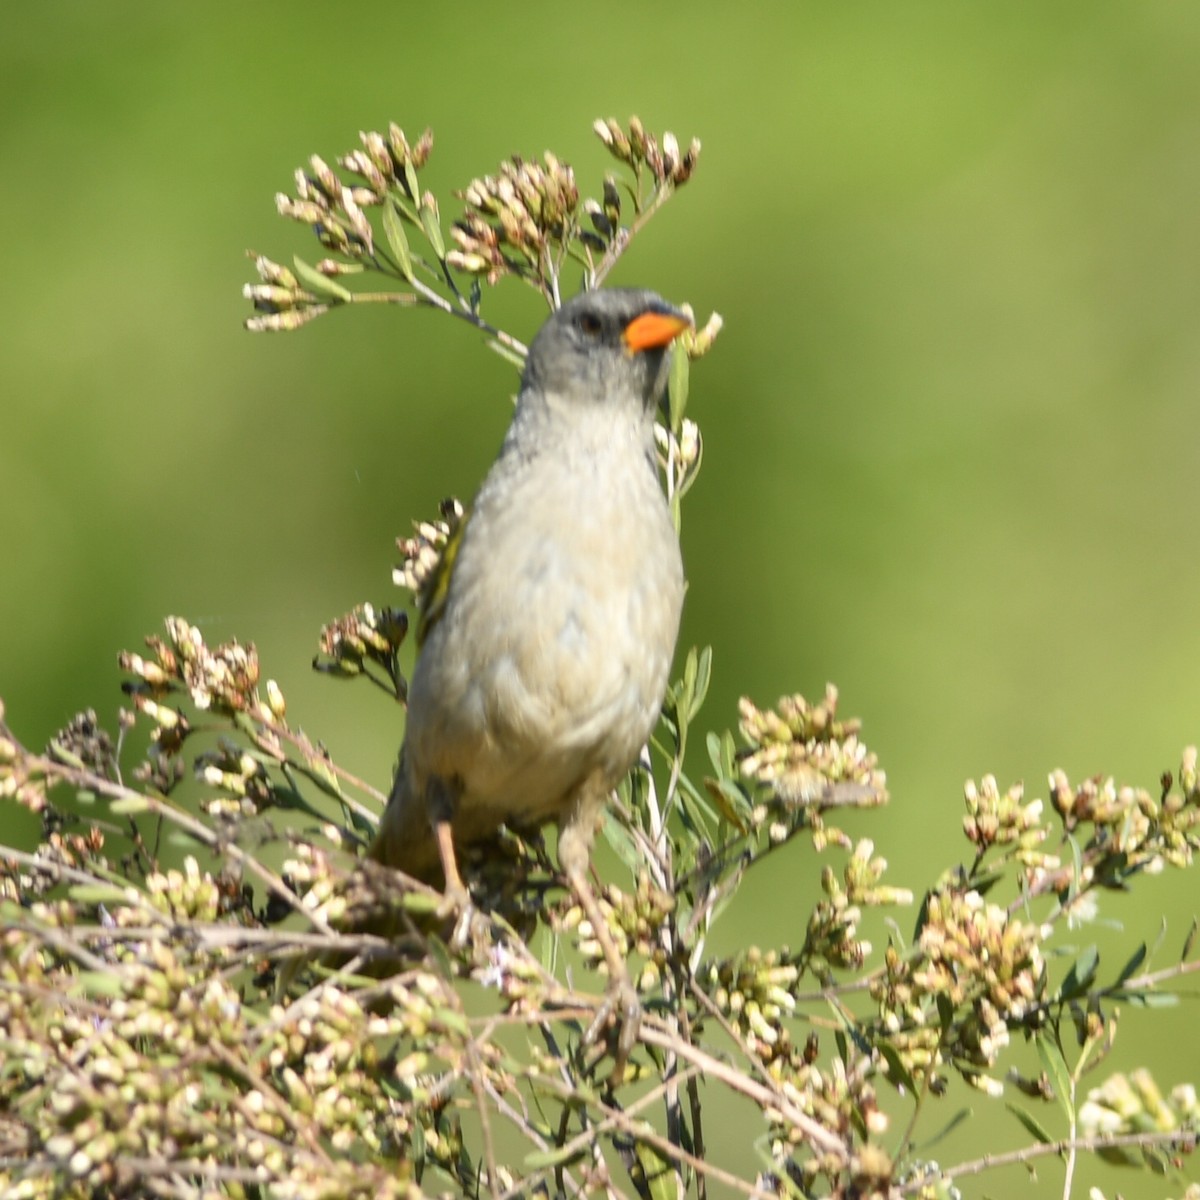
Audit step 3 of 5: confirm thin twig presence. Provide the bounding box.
[591,1090,776,1200]
[637,1023,849,1162]
[12,750,331,935]
[906,1128,1197,1193]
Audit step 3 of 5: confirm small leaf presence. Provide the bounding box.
[919,1106,972,1151]
[524,1143,585,1170]
[705,731,724,773]
[291,255,353,303]
[382,196,415,283]
[1059,944,1099,999]
[68,883,136,905]
[1035,1033,1074,1124]
[47,740,85,769]
[403,160,420,206]
[710,729,739,778]
[76,971,126,998]
[587,208,614,240]
[601,808,642,872]
[637,1141,681,1200]
[935,992,955,1030]
[1182,916,1198,964]
[1109,989,1179,1008]
[687,645,712,723]
[110,794,151,814]
[673,649,698,748]
[1150,914,1170,958]
[420,202,445,260]
[425,933,455,981]
[436,1008,470,1037]
[410,1120,427,1166]
[675,770,718,836]
[668,343,689,430]
[703,776,750,833]
[877,1041,916,1093]
[1115,941,1147,985]
[1006,1101,1055,1145]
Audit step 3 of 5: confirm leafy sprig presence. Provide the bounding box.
[243,115,702,362]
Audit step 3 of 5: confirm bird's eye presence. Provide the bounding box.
[578,313,602,336]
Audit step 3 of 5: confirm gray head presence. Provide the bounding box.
[521,288,691,415]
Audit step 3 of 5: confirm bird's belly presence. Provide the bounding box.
[406,492,682,829]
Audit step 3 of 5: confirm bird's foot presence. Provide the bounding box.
[436,879,471,921]
[435,880,478,948]
[585,971,641,1086]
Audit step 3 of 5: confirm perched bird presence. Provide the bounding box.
[369,287,691,1061]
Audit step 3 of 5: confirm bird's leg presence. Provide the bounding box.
[427,776,471,919]
[558,788,639,1085]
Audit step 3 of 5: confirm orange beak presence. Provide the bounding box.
[622,308,692,353]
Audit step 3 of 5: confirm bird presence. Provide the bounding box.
[367,286,691,1067]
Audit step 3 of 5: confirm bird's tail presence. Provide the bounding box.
[366,755,444,887]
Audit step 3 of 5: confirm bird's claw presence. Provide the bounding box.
[436,881,477,948]
[436,880,471,921]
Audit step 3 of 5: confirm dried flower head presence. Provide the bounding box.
[738,685,889,811]
[394,498,465,599]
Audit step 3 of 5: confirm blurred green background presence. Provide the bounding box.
[5,1,1200,1190]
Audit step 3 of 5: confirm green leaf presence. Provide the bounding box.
[420,202,445,260]
[47,740,85,769]
[410,1119,427,1167]
[1059,943,1099,999]
[877,1041,916,1093]
[524,1143,585,1170]
[703,775,750,833]
[1006,1101,1055,1145]
[673,648,698,748]
[1181,916,1198,964]
[305,755,344,798]
[706,728,739,779]
[382,196,415,283]
[918,1106,972,1152]
[638,1141,680,1200]
[705,730,724,774]
[291,255,353,303]
[76,970,126,998]
[109,794,151,814]
[403,160,420,206]
[1109,989,1179,1007]
[601,807,643,872]
[668,343,689,430]
[68,883,135,905]
[1150,914,1170,958]
[1115,941,1147,984]
[674,770,718,837]
[687,645,712,723]
[426,933,455,982]
[1035,1033,1074,1124]
[752,1133,806,1198]
[935,992,955,1030]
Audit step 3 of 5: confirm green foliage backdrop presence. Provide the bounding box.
[4,4,1200,1194]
